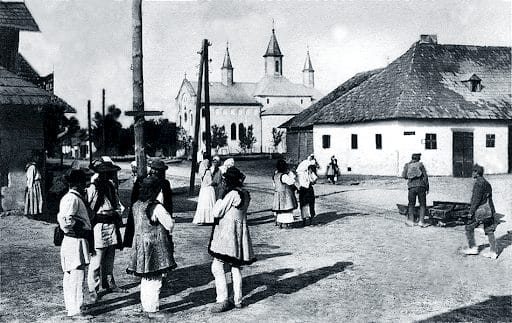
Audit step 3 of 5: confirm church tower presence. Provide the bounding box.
[302,49,315,88]
[221,43,233,86]
[263,27,283,76]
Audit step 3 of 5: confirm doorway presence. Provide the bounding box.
[453,131,473,177]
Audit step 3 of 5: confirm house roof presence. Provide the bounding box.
[261,100,304,116]
[312,42,512,125]
[0,2,39,31]
[15,53,40,82]
[280,69,382,129]
[253,75,322,98]
[0,66,74,112]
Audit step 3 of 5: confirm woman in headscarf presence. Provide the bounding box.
[208,167,256,313]
[193,159,216,225]
[25,154,43,217]
[272,159,298,229]
[296,155,318,226]
[127,176,176,316]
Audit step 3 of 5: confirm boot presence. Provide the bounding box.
[463,229,479,255]
[481,233,498,259]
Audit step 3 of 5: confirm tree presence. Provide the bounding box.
[177,126,193,157]
[271,127,284,152]
[91,104,122,156]
[211,125,228,149]
[239,125,257,152]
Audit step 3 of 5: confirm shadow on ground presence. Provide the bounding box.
[87,252,292,316]
[418,295,511,322]
[313,211,364,225]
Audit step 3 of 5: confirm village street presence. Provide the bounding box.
[1,159,511,322]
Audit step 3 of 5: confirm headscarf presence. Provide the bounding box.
[219,158,235,173]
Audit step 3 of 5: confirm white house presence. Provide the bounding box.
[283,35,512,177]
[175,28,322,156]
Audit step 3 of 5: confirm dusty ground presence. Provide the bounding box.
[1,159,511,322]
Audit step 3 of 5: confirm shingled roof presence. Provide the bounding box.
[254,75,322,98]
[189,80,260,105]
[0,2,39,31]
[0,66,74,112]
[261,100,303,116]
[313,41,511,125]
[280,68,382,129]
[15,53,40,83]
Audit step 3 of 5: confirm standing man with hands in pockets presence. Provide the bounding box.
[402,153,430,227]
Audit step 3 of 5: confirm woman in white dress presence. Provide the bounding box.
[193,159,216,225]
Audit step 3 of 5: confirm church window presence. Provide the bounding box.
[179,116,182,126]
[275,61,279,73]
[184,112,187,122]
[486,134,495,148]
[267,98,270,104]
[239,123,246,139]
[201,108,205,118]
[322,135,331,149]
[301,99,303,104]
[351,134,358,149]
[231,123,237,140]
[190,114,194,126]
[425,133,437,149]
[375,134,382,150]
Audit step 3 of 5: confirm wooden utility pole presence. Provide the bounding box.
[189,39,207,195]
[204,41,212,159]
[102,88,106,156]
[87,100,93,166]
[132,0,146,178]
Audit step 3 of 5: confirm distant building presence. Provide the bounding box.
[282,35,512,177]
[175,28,322,156]
[0,2,74,211]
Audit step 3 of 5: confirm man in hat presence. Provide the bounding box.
[402,153,429,227]
[86,160,126,301]
[463,164,498,259]
[58,169,94,318]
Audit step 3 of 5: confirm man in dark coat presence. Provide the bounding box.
[402,153,429,227]
[463,164,498,259]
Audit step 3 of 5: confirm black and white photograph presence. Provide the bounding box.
[0,0,511,321]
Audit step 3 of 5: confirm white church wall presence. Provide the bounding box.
[314,120,508,176]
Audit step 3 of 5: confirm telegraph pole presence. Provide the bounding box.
[102,88,106,156]
[132,0,146,178]
[87,100,93,166]
[204,41,212,159]
[189,39,206,195]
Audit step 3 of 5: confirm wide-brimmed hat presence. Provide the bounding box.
[223,166,245,184]
[90,160,121,173]
[150,159,168,170]
[64,169,87,184]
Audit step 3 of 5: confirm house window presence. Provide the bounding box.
[239,123,245,139]
[322,135,331,149]
[403,131,415,136]
[486,134,495,148]
[425,133,437,149]
[351,134,358,149]
[231,123,236,140]
[275,61,279,73]
[375,134,382,149]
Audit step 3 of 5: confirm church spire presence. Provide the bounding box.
[221,42,234,86]
[302,48,315,88]
[263,23,283,76]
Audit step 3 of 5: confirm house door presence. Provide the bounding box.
[453,132,473,177]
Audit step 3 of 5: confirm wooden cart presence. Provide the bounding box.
[397,201,471,226]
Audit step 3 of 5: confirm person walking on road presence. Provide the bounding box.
[463,164,498,259]
[24,155,43,217]
[297,155,318,226]
[325,155,340,184]
[208,167,256,313]
[57,169,94,319]
[127,176,177,317]
[402,153,429,227]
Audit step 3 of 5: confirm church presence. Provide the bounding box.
[175,28,323,156]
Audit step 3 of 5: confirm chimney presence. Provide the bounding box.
[419,34,438,44]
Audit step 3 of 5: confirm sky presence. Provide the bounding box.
[18,0,512,128]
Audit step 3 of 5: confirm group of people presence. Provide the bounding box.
[272,155,319,229]
[402,153,499,259]
[57,156,256,318]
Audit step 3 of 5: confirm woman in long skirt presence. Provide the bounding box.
[272,159,298,229]
[193,159,216,225]
[25,160,43,217]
